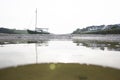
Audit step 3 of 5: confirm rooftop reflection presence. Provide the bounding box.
[73,39,120,51]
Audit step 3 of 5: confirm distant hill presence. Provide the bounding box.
[0,28,50,34]
[0,28,28,34]
[72,24,120,34]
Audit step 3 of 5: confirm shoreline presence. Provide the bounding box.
[0,34,120,42]
[72,34,120,42]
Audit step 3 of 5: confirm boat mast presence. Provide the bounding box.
[35,8,37,31]
[35,8,38,63]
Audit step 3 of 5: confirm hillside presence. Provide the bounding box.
[0,28,50,34]
[0,28,28,34]
[73,24,120,34]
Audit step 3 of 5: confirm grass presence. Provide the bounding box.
[0,63,120,80]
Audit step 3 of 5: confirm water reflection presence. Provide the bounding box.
[25,40,49,64]
[0,40,120,69]
[34,40,48,63]
[0,40,49,68]
[0,40,49,46]
[73,39,120,51]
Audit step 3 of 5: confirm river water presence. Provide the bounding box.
[0,39,120,69]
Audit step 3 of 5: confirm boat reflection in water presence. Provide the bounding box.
[73,39,120,51]
[27,40,49,64]
[0,39,49,66]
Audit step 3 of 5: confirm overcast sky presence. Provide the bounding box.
[0,0,120,34]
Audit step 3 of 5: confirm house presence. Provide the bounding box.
[103,24,120,30]
[84,25,105,32]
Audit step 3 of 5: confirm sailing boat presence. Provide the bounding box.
[27,8,49,34]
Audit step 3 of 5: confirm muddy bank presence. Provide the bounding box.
[0,63,120,80]
[0,34,120,42]
[72,34,120,42]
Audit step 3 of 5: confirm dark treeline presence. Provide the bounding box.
[0,28,28,34]
[0,28,14,34]
[0,28,50,34]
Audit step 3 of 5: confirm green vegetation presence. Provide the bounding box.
[73,24,120,34]
[83,29,120,34]
[0,28,50,34]
[13,30,28,34]
[0,63,120,80]
[0,28,28,34]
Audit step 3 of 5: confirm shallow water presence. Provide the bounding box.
[0,40,120,69]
